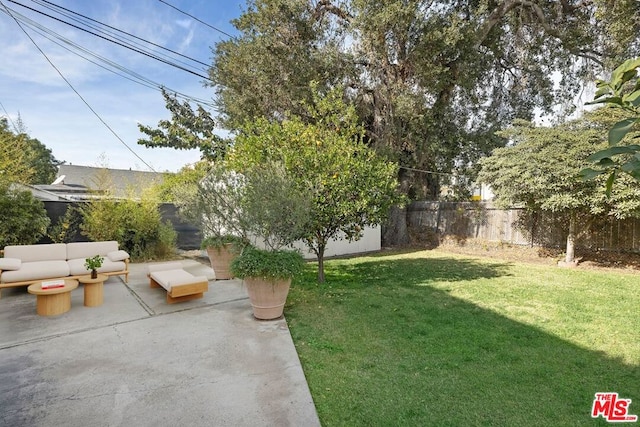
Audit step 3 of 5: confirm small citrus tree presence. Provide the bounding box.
[228,88,402,282]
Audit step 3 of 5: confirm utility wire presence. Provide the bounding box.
[2,6,216,107]
[32,0,209,67]
[34,5,206,74]
[0,100,19,132]
[157,0,237,40]
[400,166,455,177]
[0,0,157,171]
[7,0,212,81]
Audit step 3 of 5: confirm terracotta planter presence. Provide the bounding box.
[206,244,237,280]
[244,277,291,320]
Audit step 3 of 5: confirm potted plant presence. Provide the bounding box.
[201,235,247,280]
[229,161,311,320]
[175,164,251,280]
[84,255,104,279]
[230,246,304,319]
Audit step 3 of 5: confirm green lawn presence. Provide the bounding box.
[286,249,640,426]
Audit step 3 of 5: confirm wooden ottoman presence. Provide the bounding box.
[147,262,209,304]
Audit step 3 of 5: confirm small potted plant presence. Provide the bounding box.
[230,246,304,319]
[84,255,104,279]
[201,235,248,280]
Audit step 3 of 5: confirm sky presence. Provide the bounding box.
[0,0,245,174]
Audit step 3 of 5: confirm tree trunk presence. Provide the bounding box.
[565,213,576,264]
[316,244,326,284]
[383,170,411,247]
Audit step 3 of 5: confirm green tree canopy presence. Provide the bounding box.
[207,0,640,245]
[228,88,402,282]
[582,58,640,193]
[478,109,640,263]
[137,89,229,162]
[0,184,50,247]
[0,117,61,185]
[137,0,640,246]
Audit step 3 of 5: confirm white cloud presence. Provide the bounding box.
[178,28,195,52]
[175,19,192,29]
[0,0,241,172]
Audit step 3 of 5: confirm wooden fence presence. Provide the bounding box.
[407,201,640,252]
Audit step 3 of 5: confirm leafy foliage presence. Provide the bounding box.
[230,246,304,280]
[478,111,640,261]
[153,161,209,203]
[84,255,104,271]
[137,89,229,162]
[79,189,176,260]
[583,58,640,193]
[207,0,640,244]
[200,234,248,252]
[0,117,61,185]
[241,161,312,250]
[47,204,83,243]
[479,111,640,217]
[182,163,250,241]
[228,87,402,282]
[0,184,50,247]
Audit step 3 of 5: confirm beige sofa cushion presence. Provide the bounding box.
[107,250,129,262]
[0,261,70,283]
[4,243,67,263]
[149,269,207,292]
[147,262,183,274]
[67,258,127,276]
[66,241,119,260]
[0,258,21,270]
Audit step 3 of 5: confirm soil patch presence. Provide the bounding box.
[427,238,640,274]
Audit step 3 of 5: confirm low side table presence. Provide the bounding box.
[28,280,79,316]
[79,274,107,307]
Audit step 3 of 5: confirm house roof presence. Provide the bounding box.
[32,165,168,200]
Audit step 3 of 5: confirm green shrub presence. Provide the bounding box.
[230,246,305,280]
[200,235,248,252]
[80,195,176,260]
[47,204,82,243]
[0,185,50,247]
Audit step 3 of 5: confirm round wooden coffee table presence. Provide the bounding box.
[28,280,79,316]
[78,274,107,307]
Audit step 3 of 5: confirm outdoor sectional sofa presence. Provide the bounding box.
[0,241,129,297]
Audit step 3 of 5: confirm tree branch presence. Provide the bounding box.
[313,0,353,22]
[476,0,604,66]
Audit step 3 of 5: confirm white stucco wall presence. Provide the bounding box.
[253,226,381,260]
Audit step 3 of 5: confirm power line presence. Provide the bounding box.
[0,0,157,171]
[400,166,455,177]
[0,100,19,132]
[157,0,237,40]
[34,0,210,68]
[2,6,217,108]
[7,0,212,81]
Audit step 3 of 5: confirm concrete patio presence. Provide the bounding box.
[0,259,320,426]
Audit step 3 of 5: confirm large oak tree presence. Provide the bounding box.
[209,0,640,245]
[140,0,640,245]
